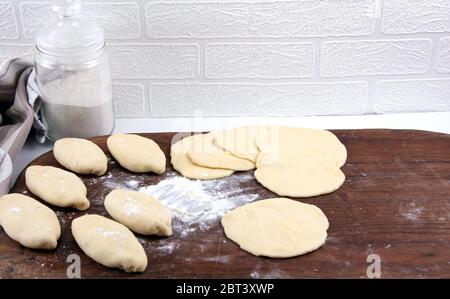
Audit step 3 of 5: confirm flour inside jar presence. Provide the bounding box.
[38,70,114,140]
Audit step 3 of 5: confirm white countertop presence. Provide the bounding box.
[12,111,450,183]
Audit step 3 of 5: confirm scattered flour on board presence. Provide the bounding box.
[82,169,259,236]
[203,255,231,264]
[250,268,291,279]
[126,180,140,189]
[157,243,176,254]
[148,241,177,255]
[95,173,141,191]
[139,173,259,231]
[401,201,425,221]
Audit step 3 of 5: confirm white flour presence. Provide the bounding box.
[38,70,114,140]
[139,174,259,230]
[126,180,140,189]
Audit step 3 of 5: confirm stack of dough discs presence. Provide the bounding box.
[213,125,267,163]
[171,134,234,180]
[171,126,347,195]
[54,138,107,176]
[25,165,90,210]
[188,132,255,171]
[0,193,61,250]
[254,126,346,197]
[107,134,166,174]
[221,198,329,258]
[72,214,147,273]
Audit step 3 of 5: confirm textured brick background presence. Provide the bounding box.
[0,0,449,118]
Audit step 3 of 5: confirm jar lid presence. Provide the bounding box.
[34,0,104,56]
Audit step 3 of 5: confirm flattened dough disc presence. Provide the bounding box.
[171,134,234,180]
[256,126,347,168]
[188,133,255,171]
[255,149,345,197]
[214,126,267,163]
[221,198,329,258]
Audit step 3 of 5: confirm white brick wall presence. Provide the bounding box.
[113,83,145,117]
[108,43,199,79]
[437,37,450,73]
[375,79,450,113]
[0,2,18,39]
[149,82,368,117]
[320,39,432,77]
[382,0,450,34]
[20,2,141,40]
[0,44,34,63]
[205,43,315,79]
[0,0,449,118]
[144,1,376,38]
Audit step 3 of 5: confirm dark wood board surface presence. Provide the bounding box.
[1,129,450,278]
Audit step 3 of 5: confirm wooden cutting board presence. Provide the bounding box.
[1,129,449,278]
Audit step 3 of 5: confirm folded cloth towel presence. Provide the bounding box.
[0,57,46,195]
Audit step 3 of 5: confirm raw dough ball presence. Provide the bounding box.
[0,193,61,249]
[255,149,345,197]
[256,126,347,167]
[171,134,234,180]
[221,198,329,258]
[105,189,172,236]
[54,138,107,176]
[188,132,255,171]
[71,214,147,272]
[25,165,90,210]
[107,134,166,174]
[214,126,267,163]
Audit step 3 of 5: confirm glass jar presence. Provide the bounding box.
[34,0,114,141]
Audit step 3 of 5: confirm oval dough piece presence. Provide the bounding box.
[221,198,329,258]
[171,135,233,180]
[256,126,347,168]
[255,150,345,197]
[107,134,166,174]
[105,189,172,236]
[72,214,147,272]
[188,132,255,171]
[25,165,90,210]
[54,138,107,176]
[214,126,267,163]
[0,193,61,249]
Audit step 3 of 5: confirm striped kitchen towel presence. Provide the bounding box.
[0,57,46,196]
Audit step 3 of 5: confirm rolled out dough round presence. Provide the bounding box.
[253,126,346,197]
[188,133,255,171]
[214,126,267,163]
[221,198,329,258]
[54,138,107,176]
[171,135,234,180]
[256,126,347,168]
[255,149,345,197]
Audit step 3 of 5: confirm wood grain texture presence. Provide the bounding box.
[1,129,450,278]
